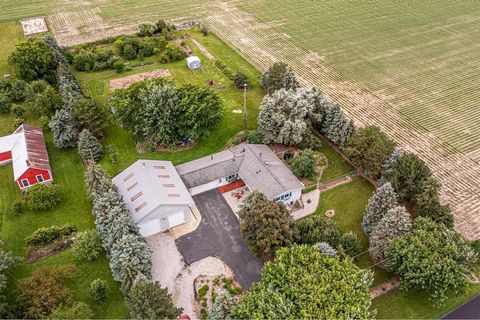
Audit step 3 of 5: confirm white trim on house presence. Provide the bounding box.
[35,174,44,183]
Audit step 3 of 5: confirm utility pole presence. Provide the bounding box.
[243,83,247,129]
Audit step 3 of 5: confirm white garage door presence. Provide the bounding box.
[168,211,185,228]
[138,219,162,237]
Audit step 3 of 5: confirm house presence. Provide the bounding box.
[0,124,52,189]
[112,160,196,237]
[113,144,304,237]
[176,144,304,205]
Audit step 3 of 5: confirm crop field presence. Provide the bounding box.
[196,1,480,240]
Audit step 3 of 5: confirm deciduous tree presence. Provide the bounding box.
[239,190,296,258]
[232,245,374,319]
[8,39,56,82]
[386,217,477,306]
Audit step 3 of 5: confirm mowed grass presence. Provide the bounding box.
[314,176,391,286]
[74,29,264,175]
[0,22,24,75]
[0,27,262,318]
[236,0,480,156]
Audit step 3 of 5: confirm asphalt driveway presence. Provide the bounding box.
[176,189,263,290]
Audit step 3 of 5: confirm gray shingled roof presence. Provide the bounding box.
[177,144,304,199]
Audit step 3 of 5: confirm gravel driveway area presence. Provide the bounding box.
[176,189,263,290]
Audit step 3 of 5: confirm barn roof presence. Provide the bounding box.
[0,124,51,180]
[112,160,195,223]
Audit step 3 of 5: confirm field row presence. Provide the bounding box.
[203,1,480,239]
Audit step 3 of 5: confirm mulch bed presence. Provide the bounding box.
[26,238,73,263]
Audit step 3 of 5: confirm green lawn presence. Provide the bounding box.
[314,176,391,285]
[318,142,354,182]
[0,22,24,75]
[74,29,264,175]
[0,27,263,318]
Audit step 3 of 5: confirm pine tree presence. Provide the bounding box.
[382,147,404,175]
[362,182,397,235]
[415,177,454,228]
[282,68,300,91]
[110,234,152,282]
[126,282,182,319]
[84,161,113,200]
[49,108,78,148]
[78,129,103,162]
[369,206,412,261]
[321,103,355,147]
[207,291,235,320]
[74,98,108,138]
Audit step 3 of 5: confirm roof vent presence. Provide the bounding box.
[259,152,263,159]
[265,161,269,165]
[142,161,146,168]
[210,155,214,160]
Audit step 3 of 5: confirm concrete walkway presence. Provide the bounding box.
[291,189,320,220]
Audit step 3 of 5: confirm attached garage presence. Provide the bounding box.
[168,211,185,228]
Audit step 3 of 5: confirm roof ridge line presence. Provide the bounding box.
[244,144,288,192]
[177,150,245,175]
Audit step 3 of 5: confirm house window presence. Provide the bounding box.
[226,173,239,183]
[284,192,292,200]
[35,174,44,183]
[21,179,29,187]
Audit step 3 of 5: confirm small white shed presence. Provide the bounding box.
[186,56,202,71]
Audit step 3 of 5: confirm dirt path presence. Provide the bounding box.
[191,39,214,60]
[202,1,480,240]
[109,69,171,90]
[318,175,354,192]
[370,276,401,299]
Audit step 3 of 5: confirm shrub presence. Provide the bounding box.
[215,60,234,80]
[23,183,63,210]
[244,129,263,144]
[198,285,209,300]
[114,60,125,73]
[233,72,250,89]
[39,115,49,130]
[49,302,94,319]
[290,149,316,179]
[11,117,24,130]
[72,229,102,261]
[296,215,341,247]
[15,265,75,318]
[10,104,24,117]
[338,231,362,258]
[200,24,209,36]
[159,44,184,64]
[315,242,337,257]
[90,279,108,302]
[10,199,24,215]
[25,224,77,246]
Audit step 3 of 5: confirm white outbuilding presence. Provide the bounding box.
[112,160,195,237]
[186,56,202,71]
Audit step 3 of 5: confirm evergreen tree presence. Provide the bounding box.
[362,182,397,235]
[126,282,182,320]
[369,206,412,261]
[382,147,404,175]
[260,62,289,94]
[345,125,396,178]
[84,160,113,200]
[321,102,355,147]
[110,234,152,282]
[282,68,300,91]
[74,98,108,138]
[49,108,78,149]
[207,291,235,320]
[338,231,362,258]
[78,129,103,162]
[239,190,297,258]
[415,177,453,228]
[383,153,432,204]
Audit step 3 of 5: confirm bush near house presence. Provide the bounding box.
[90,279,109,302]
[290,149,316,179]
[23,184,63,211]
[72,229,103,261]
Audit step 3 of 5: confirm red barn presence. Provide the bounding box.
[0,124,53,190]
